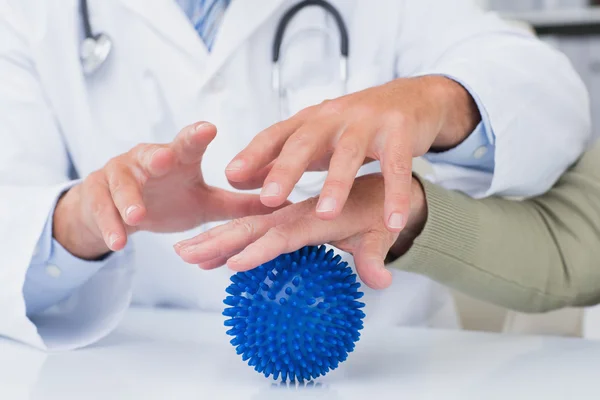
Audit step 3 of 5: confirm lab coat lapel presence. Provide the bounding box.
[117,0,207,64]
[201,0,285,82]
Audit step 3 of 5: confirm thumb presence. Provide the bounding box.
[353,230,394,290]
[205,187,291,222]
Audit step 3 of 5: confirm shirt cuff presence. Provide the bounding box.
[421,74,496,173]
[23,183,115,316]
[424,123,495,172]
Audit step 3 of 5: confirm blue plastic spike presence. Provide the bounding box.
[223,245,365,382]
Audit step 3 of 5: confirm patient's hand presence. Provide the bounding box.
[174,174,427,289]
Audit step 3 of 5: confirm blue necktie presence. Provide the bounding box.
[176,0,232,51]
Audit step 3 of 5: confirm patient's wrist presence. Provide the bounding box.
[387,176,428,261]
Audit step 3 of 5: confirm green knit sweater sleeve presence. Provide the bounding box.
[389,144,600,313]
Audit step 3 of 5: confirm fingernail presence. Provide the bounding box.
[187,123,212,142]
[226,159,245,171]
[125,205,139,218]
[179,245,195,254]
[379,267,393,288]
[316,197,336,213]
[229,254,241,264]
[174,240,190,249]
[261,182,280,198]
[387,213,405,230]
[108,233,120,249]
[195,122,213,132]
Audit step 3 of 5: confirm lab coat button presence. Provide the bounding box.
[473,146,488,159]
[46,265,62,278]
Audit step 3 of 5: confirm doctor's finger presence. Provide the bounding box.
[259,117,340,207]
[171,122,217,165]
[381,132,412,232]
[205,187,292,222]
[105,161,147,226]
[316,128,370,219]
[227,161,274,191]
[86,178,128,251]
[350,230,393,290]
[131,144,176,178]
[225,107,313,182]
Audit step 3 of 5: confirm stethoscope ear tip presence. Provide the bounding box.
[80,33,113,75]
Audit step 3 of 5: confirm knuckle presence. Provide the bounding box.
[386,147,412,178]
[131,143,150,154]
[319,99,344,116]
[269,162,292,177]
[90,201,108,221]
[130,164,147,185]
[105,162,127,184]
[109,178,129,199]
[336,141,362,160]
[129,144,147,159]
[385,110,409,128]
[104,157,121,172]
[287,131,314,153]
[324,177,352,193]
[387,192,411,208]
[230,218,256,237]
[263,122,285,139]
[292,105,317,120]
[353,103,376,118]
[131,143,154,163]
[87,171,104,185]
[389,162,412,182]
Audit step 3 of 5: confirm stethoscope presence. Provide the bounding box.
[79,0,349,97]
[270,0,349,108]
[79,0,113,75]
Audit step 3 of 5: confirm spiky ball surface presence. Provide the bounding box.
[223,245,365,382]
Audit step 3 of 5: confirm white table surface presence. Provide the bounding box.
[1,307,598,400]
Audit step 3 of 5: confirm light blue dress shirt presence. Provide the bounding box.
[23,194,110,316]
[175,0,231,51]
[22,3,495,316]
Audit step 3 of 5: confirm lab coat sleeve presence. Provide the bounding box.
[424,121,495,173]
[0,6,135,350]
[396,0,592,198]
[23,187,116,316]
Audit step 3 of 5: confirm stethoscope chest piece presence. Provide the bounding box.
[80,33,113,75]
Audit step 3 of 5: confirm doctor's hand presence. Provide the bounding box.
[174,174,428,289]
[53,122,276,260]
[226,75,479,232]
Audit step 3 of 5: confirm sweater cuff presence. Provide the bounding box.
[389,176,479,275]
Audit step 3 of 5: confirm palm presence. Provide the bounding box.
[127,123,274,235]
[136,164,209,233]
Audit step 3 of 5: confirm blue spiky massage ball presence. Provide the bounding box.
[223,245,365,382]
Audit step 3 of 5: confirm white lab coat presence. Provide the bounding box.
[0,0,590,350]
